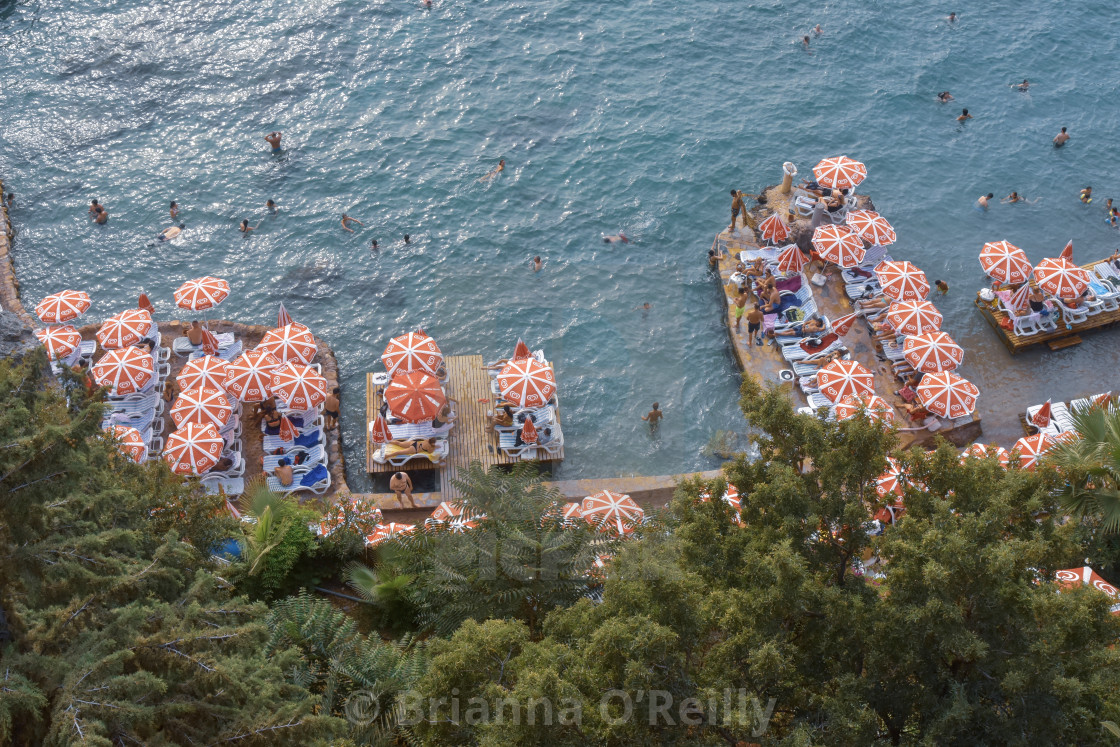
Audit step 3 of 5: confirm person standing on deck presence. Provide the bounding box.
[390,472,414,506]
[729,189,747,233]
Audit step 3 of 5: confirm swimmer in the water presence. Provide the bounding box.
[93,205,108,224]
[947,12,957,23]
[341,213,363,233]
[422,0,432,6]
[266,199,277,214]
[157,223,186,241]
[371,239,379,253]
[1080,186,1093,204]
[1013,79,1029,91]
[532,256,542,272]
[1054,127,1070,147]
[1001,192,1039,205]
[403,233,411,244]
[957,108,972,122]
[264,131,282,153]
[169,201,179,219]
[976,193,994,210]
[937,91,953,102]
[603,232,630,244]
[88,199,101,216]
[813,24,822,35]
[801,35,810,49]
[479,159,505,182]
[240,219,259,233]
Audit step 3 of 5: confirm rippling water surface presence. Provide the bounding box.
[2,0,1120,490]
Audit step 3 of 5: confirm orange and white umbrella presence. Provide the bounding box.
[916,371,979,418]
[1012,433,1055,470]
[92,346,155,395]
[835,393,894,423]
[560,502,584,524]
[902,331,964,373]
[35,325,82,360]
[979,241,1032,285]
[1033,257,1091,300]
[582,490,644,535]
[385,371,446,423]
[270,362,327,410]
[831,312,860,336]
[698,483,741,511]
[498,358,556,408]
[224,349,280,402]
[816,359,875,403]
[368,414,392,444]
[318,496,383,537]
[1054,567,1120,613]
[1031,399,1052,428]
[96,309,152,350]
[1059,240,1074,261]
[519,416,538,444]
[382,331,443,376]
[811,225,866,268]
[876,261,929,302]
[813,156,866,189]
[277,302,293,328]
[758,214,790,244]
[36,290,91,324]
[366,522,416,546]
[887,300,942,335]
[1006,283,1032,314]
[170,387,232,429]
[512,338,532,360]
[138,292,155,314]
[258,323,317,365]
[278,415,299,442]
[846,210,895,246]
[431,501,465,522]
[107,425,147,463]
[776,245,807,274]
[174,276,230,310]
[163,422,224,475]
[959,442,1010,468]
[177,355,230,392]
[875,457,905,499]
[1093,392,1114,409]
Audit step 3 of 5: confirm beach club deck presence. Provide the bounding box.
[366,354,564,502]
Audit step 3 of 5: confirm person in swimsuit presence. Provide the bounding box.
[1014,79,1029,91]
[825,191,844,213]
[813,24,822,35]
[273,457,294,487]
[733,291,750,332]
[746,303,765,345]
[267,199,277,214]
[957,108,972,122]
[158,224,185,241]
[729,189,747,232]
[263,405,284,435]
[403,234,411,244]
[324,387,340,430]
[389,471,413,505]
[341,213,363,232]
[1028,287,1046,313]
[89,199,101,215]
[947,12,956,22]
[976,193,994,210]
[802,35,810,49]
[386,437,438,454]
[603,232,630,244]
[532,256,543,272]
[489,405,514,429]
[641,402,663,427]
[265,132,282,152]
[479,159,505,182]
[93,205,108,224]
[762,286,783,313]
[371,239,379,253]
[1054,127,1070,147]
[169,201,179,219]
[1080,186,1092,203]
[935,279,949,295]
[937,91,953,102]
[431,400,458,429]
[240,219,258,233]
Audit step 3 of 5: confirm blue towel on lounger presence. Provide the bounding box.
[294,429,321,449]
[299,464,329,487]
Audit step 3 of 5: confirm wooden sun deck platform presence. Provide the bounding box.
[712,224,982,449]
[974,258,1120,354]
[366,354,564,502]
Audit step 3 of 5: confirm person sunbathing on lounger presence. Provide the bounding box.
[483,358,510,371]
[799,350,845,368]
[769,316,826,338]
[857,296,891,312]
[386,437,439,455]
[490,405,514,429]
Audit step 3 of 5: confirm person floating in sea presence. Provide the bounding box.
[957,108,972,122]
[341,213,363,232]
[422,0,432,6]
[603,232,630,244]
[266,199,277,214]
[239,219,259,233]
[976,193,994,210]
[635,302,651,318]
[1080,186,1093,204]
[1054,127,1070,147]
[157,224,185,242]
[935,279,950,295]
[641,402,663,429]
[937,91,953,102]
[479,159,505,182]
[532,256,542,272]
[264,131,283,153]
[947,12,957,23]
[1001,192,1039,204]
[801,35,811,49]
[169,201,179,219]
[1013,79,1030,91]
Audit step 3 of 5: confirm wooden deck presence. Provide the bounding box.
[974,258,1120,354]
[366,355,564,499]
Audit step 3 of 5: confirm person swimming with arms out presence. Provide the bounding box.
[239,219,259,234]
[341,213,363,232]
[1001,192,1039,204]
[937,91,953,102]
[264,131,282,153]
[154,224,185,243]
[603,232,630,244]
[479,159,505,182]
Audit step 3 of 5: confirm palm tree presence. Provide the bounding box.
[1045,401,1120,531]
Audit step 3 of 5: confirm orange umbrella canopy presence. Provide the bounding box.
[979,240,1032,285]
[96,309,152,349]
[835,393,895,423]
[520,417,538,444]
[163,422,224,475]
[1033,257,1091,300]
[35,290,91,324]
[582,490,644,535]
[177,355,230,392]
[813,155,867,189]
[811,225,866,268]
[170,387,233,429]
[512,338,532,360]
[846,210,896,246]
[816,359,875,403]
[959,442,1010,468]
[258,323,317,365]
[886,300,942,335]
[875,261,929,302]
[224,349,280,402]
[916,371,979,418]
[92,346,154,395]
[1054,567,1120,607]
[382,331,443,376]
[385,371,446,423]
[758,214,790,244]
[776,245,807,274]
[366,522,416,546]
[174,276,230,310]
[35,325,82,360]
[875,457,905,499]
[1012,433,1056,470]
[497,358,556,408]
[902,331,964,373]
[106,424,147,463]
[431,501,465,522]
[270,362,328,410]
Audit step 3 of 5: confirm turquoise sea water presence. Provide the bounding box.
[2,0,1120,491]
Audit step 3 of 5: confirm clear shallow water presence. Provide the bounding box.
[1,0,1119,490]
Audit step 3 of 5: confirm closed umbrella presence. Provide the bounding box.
[368,414,392,444]
[876,261,929,302]
[846,210,896,246]
[979,241,1032,285]
[174,276,230,310]
[170,387,232,429]
[812,156,867,189]
[1031,399,1052,428]
[1033,257,1091,300]
[199,328,220,356]
[776,245,807,274]
[497,358,556,408]
[36,290,91,324]
[224,349,280,402]
[519,417,538,445]
[582,490,644,536]
[835,393,894,423]
[258,323,317,365]
[96,309,152,350]
[887,300,942,335]
[512,338,532,360]
[758,214,790,244]
[163,422,224,475]
[107,425,147,463]
[35,325,82,360]
[1059,240,1074,261]
[1007,283,1032,314]
[811,225,866,268]
[902,331,964,373]
[916,371,979,418]
[278,415,299,442]
[177,355,230,392]
[816,359,875,403]
[385,371,446,423]
[960,442,1010,468]
[137,292,155,314]
[270,362,328,410]
[1012,433,1055,470]
[277,302,293,328]
[92,346,155,395]
[382,331,443,376]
